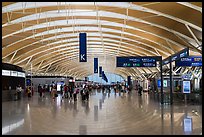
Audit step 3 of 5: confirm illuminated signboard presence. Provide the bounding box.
[10,71,18,77]
[171,48,189,61]
[162,48,189,65]
[2,70,25,78]
[158,79,168,87]
[163,80,167,87]
[183,81,191,94]
[2,70,10,76]
[116,56,160,67]
[17,72,25,77]
[175,56,202,67]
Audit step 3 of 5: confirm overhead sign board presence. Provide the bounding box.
[99,66,102,77]
[10,71,18,77]
[162,48,189,65]
[94,58,98,73]
[116,56,160,67]
[79,33,87,62]
[175,56,202,67]
[171,47,189,62]
[2,70,10,76]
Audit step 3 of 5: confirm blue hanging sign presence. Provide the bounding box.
[162,48,189,65]
[99,66,102,77]
[175,56,202,67]
[79,33,87,62]
[171,47,189,62]
[102,71,108,82]
[94,58,98,73]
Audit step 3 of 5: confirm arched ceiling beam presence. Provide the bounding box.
[3,25,177,60]
[2,2,201,31]
[177,2,202,13]
[2,17,198,53]
[13,39,159,65]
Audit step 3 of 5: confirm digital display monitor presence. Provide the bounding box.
[183,81,191,93]
[157,79,168,88]
[163,80,167,87]
[157,79,161,87]
[26,79,31,86]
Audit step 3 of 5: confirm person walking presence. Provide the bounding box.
[38,84,43,97]
[51,85,57,101]
[138,85,143,96]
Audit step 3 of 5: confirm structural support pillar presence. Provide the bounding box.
[170,56,173,105]
[160,56,164,104]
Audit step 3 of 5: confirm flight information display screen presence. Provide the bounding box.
[116,56,160,67]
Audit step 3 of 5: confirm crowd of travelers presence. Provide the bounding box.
[23,81,144,101]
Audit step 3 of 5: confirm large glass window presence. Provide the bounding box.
[87,73,125,84]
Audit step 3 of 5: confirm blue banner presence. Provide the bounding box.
[102,71,108,83]
[99,66,102,77]
[175,56,202,67]
[116,56,159,67]
[79,33,87,62]
[102,71,104,80]
[94,58,98,73]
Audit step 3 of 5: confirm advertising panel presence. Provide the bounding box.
[183,81,191,93]
[163,80,167,87]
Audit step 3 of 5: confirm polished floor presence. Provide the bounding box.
[2,89,202,135]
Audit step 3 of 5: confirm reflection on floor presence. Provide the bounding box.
[2,89,202,135]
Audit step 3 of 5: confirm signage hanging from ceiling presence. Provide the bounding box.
[116,56,160,67]
[79,33,87,62]
[94,58,98,73]
[99,66,102,77]
[175,56,202,67]
[162,47,189,65]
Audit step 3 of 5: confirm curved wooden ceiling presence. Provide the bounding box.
[2,2,202,79]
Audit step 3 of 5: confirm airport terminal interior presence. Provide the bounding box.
[2,2,202,135]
